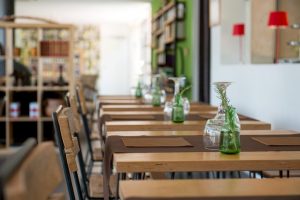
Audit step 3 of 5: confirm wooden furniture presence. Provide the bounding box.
[101,104,217,112]
[105,120,271,132]
[106,130,296,138]
[2,141,64,200]
[152,0,186,75]
[119,179,300,200]
[0,21,75,147]
[113,151,300,173]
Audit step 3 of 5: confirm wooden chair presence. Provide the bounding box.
[66,92,103,164]
[0,139,64,200]
[53,105,105,199]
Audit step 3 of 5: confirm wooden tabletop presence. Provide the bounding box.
[113,151,300,173]
[106,130,297,137]
[101,104,217,112]
[105,120,271,132]
[99,95,138,100]
[119,179,300,200]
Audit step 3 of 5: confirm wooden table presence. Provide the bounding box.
[113,150,300,173]
[106,130,296,137]
[101,104,217,112]
[105,120,271,132]
[119,179,300,200]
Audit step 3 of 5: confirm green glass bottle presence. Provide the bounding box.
[152,90,161,106]
[172,94,185,123]
[219,106,241,154]
[135,81,142,98]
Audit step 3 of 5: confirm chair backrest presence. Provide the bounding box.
[56,106,91,200]
[0,138,37,200]
[74,86,94,157]
[2,141,63,200]
[52,106,76,200]
[75,83,88,115]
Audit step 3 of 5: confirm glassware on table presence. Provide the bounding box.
[203,82,231,150]
[168,77,188,123]
[219,106,241,154]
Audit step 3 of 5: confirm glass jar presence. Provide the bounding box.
[172,94,185,123]
[219,107,241,154]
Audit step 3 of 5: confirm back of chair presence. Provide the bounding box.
[75,83,88,115]
[55,106,90,200]
[52,106,76,200]
[0,138,37,200]
[3,141,63,200]
[75,86,94,158]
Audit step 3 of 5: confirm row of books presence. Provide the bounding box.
[40,41,69,57]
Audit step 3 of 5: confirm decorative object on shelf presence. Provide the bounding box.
[29,102,38,118]
[11,60,31,86]
[166,77,190,123]
[219,105,241,154]
[232,23,245,63]
[40,41,69,57]
[57,64,67,86]
[203,82,231,150]
[268,11,289,63]
[10,102,20,118]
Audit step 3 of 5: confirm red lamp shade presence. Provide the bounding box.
[232,23,245,36]
[268,11,288,28]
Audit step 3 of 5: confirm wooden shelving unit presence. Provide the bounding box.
[151,0,186,76]
[0,21,74,147]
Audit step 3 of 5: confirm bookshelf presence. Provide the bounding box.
[151,0,186,76]
[0,20,74,147]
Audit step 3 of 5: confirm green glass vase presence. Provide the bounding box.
[135,82,142,98]
[172,94,185,123]
[219,106,241,154]
[152,90,161,106]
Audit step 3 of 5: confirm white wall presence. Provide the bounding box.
[211,26,300,131]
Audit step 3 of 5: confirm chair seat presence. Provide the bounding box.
[48,193,65,200]
[92,147,103,161]
[263,170,300,178]
[89,174,104,197]
[89,174,118,198]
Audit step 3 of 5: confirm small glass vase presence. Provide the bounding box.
[152,90,161,106]
[172,94,185,123]
[219,107,241,154]
[203,82,231,150]
[135,82,143,98]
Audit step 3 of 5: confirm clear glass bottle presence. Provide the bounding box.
[203,82,231,150]
[219,106,241,154]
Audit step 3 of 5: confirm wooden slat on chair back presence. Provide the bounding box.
[66,93,81,134]
[4,142,63,200]
[76,83,88,115]
[57,108,79,173]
